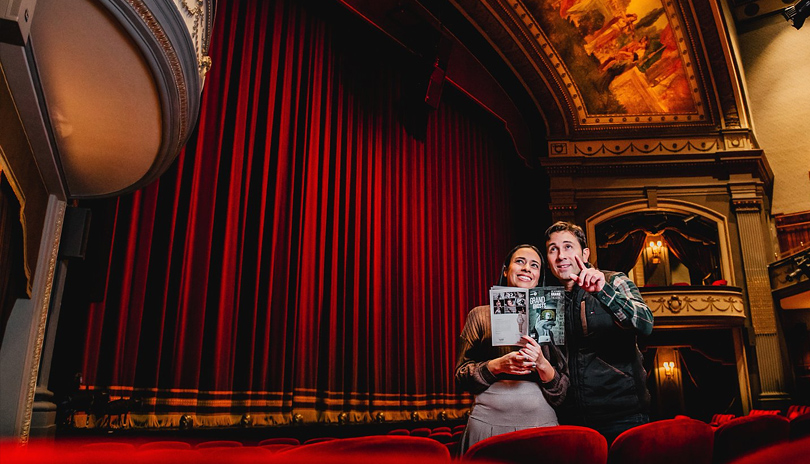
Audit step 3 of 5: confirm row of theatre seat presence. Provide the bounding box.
[3,413,809,464]
[709,404,810,426]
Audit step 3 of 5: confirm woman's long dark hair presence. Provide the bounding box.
[497,244,545,287]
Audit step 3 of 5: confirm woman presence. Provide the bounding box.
[454,244,569,454]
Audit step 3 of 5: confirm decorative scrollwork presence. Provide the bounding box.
[643,289,744,318]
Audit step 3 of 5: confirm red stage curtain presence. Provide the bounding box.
[64,0,529,428]
[595,229,647,274]
[662,229,718,284]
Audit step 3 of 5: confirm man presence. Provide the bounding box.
[544,221,654,444]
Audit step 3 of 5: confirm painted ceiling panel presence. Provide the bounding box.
[450,0,746,142]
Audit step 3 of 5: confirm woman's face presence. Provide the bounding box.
[503,247,542,288]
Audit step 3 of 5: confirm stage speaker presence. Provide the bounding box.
[424,61,446,110]
[0,0,36,46]
[424,35,452,110]
[59,206,91,259]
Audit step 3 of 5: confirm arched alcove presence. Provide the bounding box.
[585,199,735,286]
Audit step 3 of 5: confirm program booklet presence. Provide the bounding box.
[489,286,565,346]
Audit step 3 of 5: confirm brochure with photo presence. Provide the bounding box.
[490,286,565,346]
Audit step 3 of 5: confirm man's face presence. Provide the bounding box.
[546,231,590,284]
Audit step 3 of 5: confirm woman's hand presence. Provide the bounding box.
[487,349,536,376]
[487,336,556,382]
[518,336,556,382]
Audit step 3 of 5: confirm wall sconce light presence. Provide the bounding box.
[663,361,675,378]
[649,240,663,264]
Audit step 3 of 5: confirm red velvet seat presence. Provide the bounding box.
[410,427,432,437]
[452,424,467,433]
[259,443,298,453]
[709,413,736,426]
[789,412,810,440]
[446,440,460,458]
[432,426,452,434]
[206,447,274,459]
[461,425,607,464]
[607,418,713,464]
[387,428,410,436]
[195,439,243,449]
[2,442,455,464]
[724,437,810,464]
[786,405,810,420]
[3,441,203,464]
[713,414,790,463]
[303,437,337,445]
[278,435,451,460]
[747,409,781,416]
[138,440,192,450]
[428,432,454,443]
[258,437,301,446]
[135,449,204,462]
[79,442,137,452]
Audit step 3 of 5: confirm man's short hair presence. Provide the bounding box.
[544,221,588,250]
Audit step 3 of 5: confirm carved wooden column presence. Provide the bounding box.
[731,186,789,402]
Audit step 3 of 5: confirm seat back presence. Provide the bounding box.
[79,442,137,452]
[302,437,337,445]
[790,412,810,440]
[428,432,454,444]
[747,409,781,416]
[720,437,810,464]
[195,440,243,449]
[713,414,790,463]
[607,418,713,464]
[709,414,736,426]
[279,435,451,461]
[462,425,607,464]
[258,437,300,446]
[786,405,810,420]
[138,440,192,450]
[387,429,410,436]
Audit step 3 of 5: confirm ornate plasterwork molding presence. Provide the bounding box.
[642,287,745,319]
[173,0,213,78]
[20,197,65,444]
[732,198,761,212]
[549,136,722,157]
[127,0,189,146]
[548,130,755,157]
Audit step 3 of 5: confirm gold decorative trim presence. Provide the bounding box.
[549,204,576,211]
[67,406,472,430]
[127,0,189,147]
[549,137,722,158]
[732,198,761,212]
[644,290,745,317]
[176,0,212,77]
[20,198,65,444]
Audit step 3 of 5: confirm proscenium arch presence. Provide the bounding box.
[585,199,734,286]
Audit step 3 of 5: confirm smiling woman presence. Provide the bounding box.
[501,245,543,288]
[454,245,569,454]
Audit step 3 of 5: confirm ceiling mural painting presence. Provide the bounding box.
[516,0,705,124]
[447,0,752,155]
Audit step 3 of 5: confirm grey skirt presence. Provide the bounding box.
[459,380,559,455]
